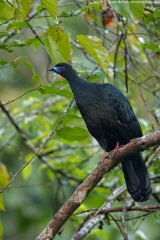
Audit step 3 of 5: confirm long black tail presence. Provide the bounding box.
[122,153,150,202]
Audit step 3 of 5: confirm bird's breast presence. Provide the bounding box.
[76,96,117,131]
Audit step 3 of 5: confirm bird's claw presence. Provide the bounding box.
[108,142,124,157]
[99,151,110,172]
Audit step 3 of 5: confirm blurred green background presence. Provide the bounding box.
[0,0,159,239]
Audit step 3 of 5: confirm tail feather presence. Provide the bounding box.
[122,153,150,202]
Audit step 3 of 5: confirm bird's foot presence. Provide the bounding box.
[99,151,109,172]
[108,142,123,157]
[101,150,106,166]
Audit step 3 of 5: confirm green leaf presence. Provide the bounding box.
[81,3,102,25]
[7,21,27,30]
[0,195,5,211]
[153,9,160,19]
[14,0,33,21]
[0,1,14,22]
[47,169,55,181]
[108,0,130,19]
[129,0,145,20]
[56,127,89,141]
[36,5,44,14]
[23,60,35,73]
[25,37,41,48]
[143,43,160,52]
[143,13,156,24]
[0,163,9,211]
[91,229,109,239]
[40,0,58,20]
[12,39,25,47]
[0,43,12,53]
[22,164,32,180]
[23,60,41,83]
[0,221,3,239]
[32,74,40,84]
[77,35,109,72]
[0,33,9,39]
[0,163,10,189]
[22,154,33,180]
[81,3,102,13]
[44,26,70,65]
[0,60,8,67]
[109,0,145,22]
[51,115,64,129]
[57,88,73,98]
[39,85,73,98]
[61,10,81,17]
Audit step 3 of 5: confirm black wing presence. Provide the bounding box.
[116,95,142,143]
[102,83,142,144]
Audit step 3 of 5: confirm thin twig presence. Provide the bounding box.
[0,85,41,106]
[123,33,129,93]
[0,99,24,135]
[108,214,125,238]
[25,21,44,44]
[6,0,13,7]
[2,9,45,43]
[113,37,122,80]
[107,24,128,50]
[122,36,156,131]
[0,132,17,151]
[121,201,129,240]
[74,205,160,216]
[0,99,74,193]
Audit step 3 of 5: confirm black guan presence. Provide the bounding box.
[49,63,150,202]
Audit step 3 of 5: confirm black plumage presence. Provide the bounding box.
[49,63,150,202]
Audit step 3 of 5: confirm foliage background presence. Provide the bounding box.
[0,0,160,239]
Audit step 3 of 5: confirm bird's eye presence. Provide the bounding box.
[60,66,65,71]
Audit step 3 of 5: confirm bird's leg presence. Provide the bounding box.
[109,141,120,157]
[99,142,123,171]
[101,150,107,166]
[99,150,109,172]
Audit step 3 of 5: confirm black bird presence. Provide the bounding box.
[49,63,150,202]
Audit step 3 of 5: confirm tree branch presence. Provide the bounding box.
[36,130,160,240]
[71,186,126,240]
[70,204,159,240]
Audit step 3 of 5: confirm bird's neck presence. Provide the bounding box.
[67,73,88,97]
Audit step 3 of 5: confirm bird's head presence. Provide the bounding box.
[49,63,76,81]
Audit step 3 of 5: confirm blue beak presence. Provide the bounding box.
[49,66,61,74]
